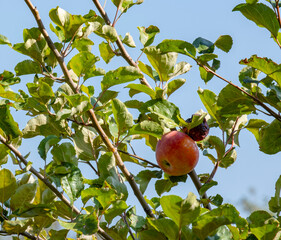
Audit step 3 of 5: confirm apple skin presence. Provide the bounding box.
[156,131,199,176]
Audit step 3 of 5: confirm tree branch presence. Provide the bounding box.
[201,64,281,122]
[0,135,113,240]
[91,0,153,89]
[188,170,211,210]
[118,150,160,168]
[0,230,43,240]
[24,0,155,219]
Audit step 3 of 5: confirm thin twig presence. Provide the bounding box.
[24,0,155,219]
[205,117,239,184]
[0,230,43,240]
[275,0,281,28]
[112,0,122,27]
[201,64,281,122]
[122,213,136,240]
[91,0,153,89]
[118,150,160,168]
[0,134,113,240]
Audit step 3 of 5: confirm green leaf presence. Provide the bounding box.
[72,38,94,52]
[13,28,46,63]
[22,114,69,138]
[101,66,143,90]
[193,37,214,54]
[148,218,179,240]
[215,35,233,53]
[14,60,41,76]
[248,211,280,239]
[138,25,160,47]
[220,148,237,168]
[155,179,176,196]
[135,170,162,194]
[104,200,129,224]
[0,169,17,203]
[157,39,196,58]
[10,183,37,211]
[49,7,87,41]
[192,204,247,240]
[0,104,22,139]
[217,84,255,117]
[138,229,167,240]
[59,214,98,235]
[125,83,156,98]
[122,32,136,48]
[233,3,279,37]
[169,61,191,79]
[0,144,9,165]
[268,175,281,213]
[99,41,115,63]
[246,0,258,3]
[201,135,225,160]
[100,25,118,42]
[197,54,218,64]
[0,85,24,103]
[160,193,200,227]
[98,152,128,199]
[111,98,133,135]
[239,55,281,87]
[38,135,61,160]
[199,66,214,83]
[111,0,144,12]
[138,61,156,80]
[81,186,116,208]
[167,78,186,97]
[0,71,20,86]
[3,219,31,234]
[72,125,95,161]
[54,201,78,220]
[49,229,69,240]
[143,46,178,82]
[259,119,281,154]
[0,34,11,45]
[128,120,163,138]
[197,88,219,120]
[199,181,218,196]
[60,167,84,203]
[245,119,268,142]
[68,51,99,77]
[51,142,78,165]
[141,99,181,129]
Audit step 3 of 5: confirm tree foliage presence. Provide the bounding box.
[0,0,281,239]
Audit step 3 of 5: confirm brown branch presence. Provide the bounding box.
[188,170,211,210]
[0,134,113,240]
[24,0,155,219]
[91,0,153,89]
[205,117,239,184]
[201,64,281,122]
[118,150,160,168]
[275,0,281,28]
[0,230,43,240]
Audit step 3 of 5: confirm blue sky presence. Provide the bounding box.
[1,0,281,217]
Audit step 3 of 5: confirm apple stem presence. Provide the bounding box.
[188,170,212,210]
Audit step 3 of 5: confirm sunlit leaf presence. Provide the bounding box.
[101,66,143,90]
[233,3,279,37]
[0,169,17,203]
[215,35,233,53]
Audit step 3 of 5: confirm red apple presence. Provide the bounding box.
[156,131,199,176]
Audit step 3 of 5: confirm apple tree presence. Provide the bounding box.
[0,0,281,239]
